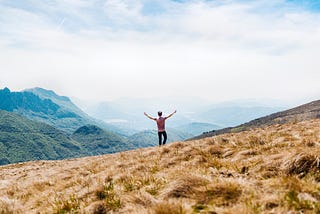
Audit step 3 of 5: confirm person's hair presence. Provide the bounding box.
[158,111,162,116]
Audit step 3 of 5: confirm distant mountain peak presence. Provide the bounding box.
[26,87,70,102]
[2,87,10,93]
[0,87,59,113]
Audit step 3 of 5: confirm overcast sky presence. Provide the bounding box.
[0,0,320,103]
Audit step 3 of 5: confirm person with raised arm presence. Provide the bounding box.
[144,110,177,146]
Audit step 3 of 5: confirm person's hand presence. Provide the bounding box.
[174,110,177,114]
[144,112,147,116]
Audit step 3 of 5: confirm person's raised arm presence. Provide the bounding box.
[144,112,156,120]
[165,110,177,119]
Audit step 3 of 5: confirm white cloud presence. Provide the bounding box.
[0,0,320,103]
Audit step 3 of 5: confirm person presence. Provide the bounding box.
[144,110,177,146]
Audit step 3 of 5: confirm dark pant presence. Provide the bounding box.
[158,131,167,146]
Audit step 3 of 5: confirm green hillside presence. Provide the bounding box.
[0,111,139,166]
[72,125,134,155]
[0,87,85,133]
[0,110,84,165]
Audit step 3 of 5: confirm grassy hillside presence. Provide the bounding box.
[1,118,320,213]
[0,110,84,165]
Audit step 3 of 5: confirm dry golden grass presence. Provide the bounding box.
[1,119,320,213]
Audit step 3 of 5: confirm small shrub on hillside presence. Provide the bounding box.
[53,194,80,214]
[95,189,121,211]
[95,178,122,211]
[118,175,141,192]
[96,179,114,200]
[96,188,108,200]
[150,164,160,174]
[146,186,158,196]
[105,196,121,211]
[146,181,164,196]
[147,176,167,195]
[284,190,318,211]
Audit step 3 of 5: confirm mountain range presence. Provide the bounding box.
[0,87,117,134]
[78,96,285,134]
[0,87,192,165]
[0,86,319,166]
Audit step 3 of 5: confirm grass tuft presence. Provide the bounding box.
[95,178,122,211]
[197,182,242,206]
[165,175,207,199]
[282,152,320,176]
[53,194,80,214]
